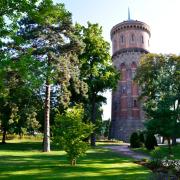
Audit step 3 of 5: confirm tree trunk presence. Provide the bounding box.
[90,95,96,147]
[2,128,7,144]
[172,137,176,146]
[162,136,165,144]
[71,159,76,166]
[167,137,172,155]
[43,80,51,152]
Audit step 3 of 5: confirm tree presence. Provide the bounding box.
[0,53,43,143]
[0,0,44,143]
[144,132,157,150]
[135,54,180,152]
[98,119,111,139]
[77,22,119,146]
[17,0,86,152]
[130,132,141,148]
[52,105,94,165]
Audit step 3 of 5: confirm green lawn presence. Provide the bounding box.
[132,144,180,159]
[0,139,152,180]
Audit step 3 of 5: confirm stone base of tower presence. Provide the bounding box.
[109,118,144,142]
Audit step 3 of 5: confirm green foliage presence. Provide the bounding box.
[26,109,41,135]
[0,0,45,143]
[18,1,86,106]
[52,105,94,165]
[139,132,145,144]
[103,119,111,138]
[76,22,119,146]
[130,132,141,148]
[145,132,157,150]
[0,54,43,143]
[150,149,163,169]
[135,54,180,141]
[14,0,87,151]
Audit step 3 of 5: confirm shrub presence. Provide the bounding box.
[52,105,94,165]
[150,149,163,168]
[130,132,141,148]
[145,132,157,150]
[139,132,145,144]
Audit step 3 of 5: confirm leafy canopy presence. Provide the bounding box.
[52,105,94,165]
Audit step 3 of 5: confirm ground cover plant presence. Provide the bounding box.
[132,144,180,160]
[0,138,151,180]
[132,144,180,179]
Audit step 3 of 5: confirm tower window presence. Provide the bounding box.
[133,100,137,107]
[122,86,126,94]
[131,34,135,42]
[120,35,124,43]
[132,71,136,79]
[141,36,144,43]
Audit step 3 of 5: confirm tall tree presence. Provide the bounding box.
[0,54,43,143]
[18,0,86,151]
[77,23,119,146]
[0,0,42,143]
[135,54,180,151]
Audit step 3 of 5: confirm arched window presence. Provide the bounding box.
[122,86,126,94]
[141,36,144,43]
[131,34,135,42]
[133,100,137,107]
[131,62,137,69]
[120,35,124,43]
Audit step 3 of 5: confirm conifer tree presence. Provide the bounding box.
[18,0,86,151]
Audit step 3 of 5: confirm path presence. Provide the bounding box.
[103,144,151,160]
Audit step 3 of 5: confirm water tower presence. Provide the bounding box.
[110,12,151,142]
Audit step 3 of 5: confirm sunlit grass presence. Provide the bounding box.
[0,138,152,180]
[132,144,180,159]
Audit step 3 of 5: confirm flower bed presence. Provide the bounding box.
[135,159,180,179]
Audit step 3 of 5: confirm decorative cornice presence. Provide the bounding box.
[111,20,151,39]
[112,47,149,58]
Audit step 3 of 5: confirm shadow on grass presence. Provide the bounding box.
[0,141,61,152]
[0,141,151,180]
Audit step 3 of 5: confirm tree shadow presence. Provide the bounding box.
[0,141,152,180]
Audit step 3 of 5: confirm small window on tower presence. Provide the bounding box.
[131,34,135,42]
[134,100,137,107]
[141,36,144,43]
[122,86,126,94]
[120,35,124,43]
[132,71,136,79]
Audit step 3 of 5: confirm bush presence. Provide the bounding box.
[130,132,141,148]
[52,105,94,165]
[145,132,157,150]
[139,132,145,144]
[150,149,163,168]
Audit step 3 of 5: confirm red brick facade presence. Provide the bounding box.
[110,20,151,142]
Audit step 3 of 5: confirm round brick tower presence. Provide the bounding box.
[110,19,151,142]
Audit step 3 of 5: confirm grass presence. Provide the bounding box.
[0,138,152,180]
[132,144,180,159]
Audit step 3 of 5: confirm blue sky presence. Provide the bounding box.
[54,0,180,119]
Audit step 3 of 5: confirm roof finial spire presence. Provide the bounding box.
[128,7,131,20]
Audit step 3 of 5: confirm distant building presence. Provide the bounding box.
[109,14,151,142]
